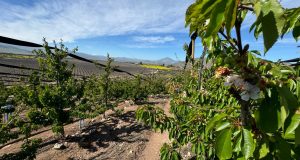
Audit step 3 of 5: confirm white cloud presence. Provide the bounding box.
[3,0,298,44]
[0,0,193,43]
[133,36,175,44]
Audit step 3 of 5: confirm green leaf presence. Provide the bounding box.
[203,36,214,50]
[185,3,198,27]
[215,128,232,159]
[287,79,297,91]
[224,0,238,36]
[233,132,242,152]
[206,113,226,135]
[171,151,180,160]
[280,70,294,74]
[255,0,285,52]
[205,0,228,37]
[198,0,222,22]
[215,121,231,132]
[186,0,221,29]
[237,157,246,160]
[285,113,300,137]
[296,126,300,145]
[276,136,291,159]
[259,143,269,159]
[242,128,255,159]
[254,22,263,40]
[247,52,258,67]
[255,88,282,132]
[297,81,300,100]
[280,105,289,132]
[278,86,299,110]
[261,12,279,52]
[293,21,300,41]
[253,2,261,15]
[282,8,300,38]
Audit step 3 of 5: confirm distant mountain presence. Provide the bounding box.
[76,52,106,60]
[113,57,178,65]
[74,49,179,65]
[0,43,179,65]
[156,57,177,65]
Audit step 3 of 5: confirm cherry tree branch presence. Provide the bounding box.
[239,5,254,11]
[235,20,243,54]
[218,30,239,51]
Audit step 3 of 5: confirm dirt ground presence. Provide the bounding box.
[0,97,170,160]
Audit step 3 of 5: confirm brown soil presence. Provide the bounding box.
[0,97,171,160]
[138,98,171,160]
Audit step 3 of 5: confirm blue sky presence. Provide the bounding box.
[0,0,299,61]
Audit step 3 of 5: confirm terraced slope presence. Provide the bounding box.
[0,57,156,85]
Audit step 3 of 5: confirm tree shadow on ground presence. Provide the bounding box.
[39,111,149,153]
[135,101,160,105]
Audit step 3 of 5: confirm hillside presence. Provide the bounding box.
[0,43,180,65]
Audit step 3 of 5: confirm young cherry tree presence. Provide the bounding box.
[72,54,115,128]
[32,39,81,138]
[137,0,300,159]
[100,54,114,118]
